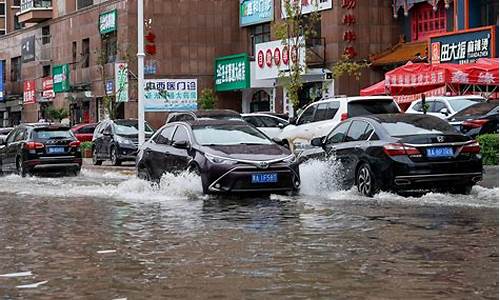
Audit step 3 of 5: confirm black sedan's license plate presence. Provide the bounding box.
[252,173,278,184]
[47,147,65,154]
[426,147,453,158]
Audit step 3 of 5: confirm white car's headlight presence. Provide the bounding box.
[283,154,298,164]
[205,153,237,165]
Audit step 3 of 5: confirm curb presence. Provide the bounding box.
[479,165,499,189]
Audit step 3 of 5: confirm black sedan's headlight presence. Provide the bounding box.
[205,153,238,165]
[283,154,298,164]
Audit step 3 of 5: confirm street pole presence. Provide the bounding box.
[137,0,145,145]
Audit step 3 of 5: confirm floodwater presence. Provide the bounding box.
[0,161,497,299]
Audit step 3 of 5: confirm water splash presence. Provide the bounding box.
[299,157,344,196]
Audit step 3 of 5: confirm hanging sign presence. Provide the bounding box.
[144,79,197,112]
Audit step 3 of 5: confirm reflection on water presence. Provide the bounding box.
[0,164,497,299]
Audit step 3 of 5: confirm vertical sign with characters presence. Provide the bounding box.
[23,80,36,104]
[52,64,70,93]
[144,79,197,112]
[215,53,250,92]
[115,62,129,103]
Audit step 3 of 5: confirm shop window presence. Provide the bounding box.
[249,23,271,57]
[42,26,50,44]
[411,2,446,41]
[102,32,117,63]
[250,90,270,112]
[82,38,90,68]
[10,56,21,82]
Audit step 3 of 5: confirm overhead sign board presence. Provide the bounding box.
[240,0,274,27]
[254,38,306,80]
[144,79,197,112]
[52,64,70,93]
[215,53,250,92]
[281,0,332,18]
[99,10,117,34]
[430,27,496,64]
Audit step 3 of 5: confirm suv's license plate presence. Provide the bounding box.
[426,147,453,158]
[252,173,278,184]
[48,147,65,154]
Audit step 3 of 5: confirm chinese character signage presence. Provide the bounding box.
[0,61,3,102]
[215,53,250,92]
[240,0,274,27]
[21,35,36,63]
[115,62,128,102]
[430,27,496,64]
[23,80,36,104]
[99,10,117,35]
[255,38,306,80]
[105,80,114,95]
[281,0,332,18]
[42,77,55,100]
[144,79,197,112]
[52,64,70,93]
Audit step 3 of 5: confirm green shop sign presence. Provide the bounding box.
[99,10,117,34]
[215,53,250,92]
[52,64,70,93]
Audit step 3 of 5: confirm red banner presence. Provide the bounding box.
[42,77,55,99]
[23,80,36,104]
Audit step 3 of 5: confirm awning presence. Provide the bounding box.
[370,41,427,66]
[360,80,387,96]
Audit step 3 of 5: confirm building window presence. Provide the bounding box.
[42,65,50,77]
[77,0,93,9]
[72,41,77,69]
[11,56,21,82]
[14,15,22,30]
[42,26,50,44]
[479,0,498,27]
[1,60,6,84]
[251,90,270,112]
[249,23,271,57]
[0,3,5,16]
[0,30,5,36]
[102,32,117,63]
[13,0,20,6]
[82,38,90,68]
[304,15,322,47]
[411,2,446,41]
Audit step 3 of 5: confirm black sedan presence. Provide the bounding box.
[448,102,499,137]
[136,119,300,194]
[0,123,82,176]
[301,114,482,196]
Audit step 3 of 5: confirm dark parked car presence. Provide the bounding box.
[448,102,499,137]
[165,110,242,123]
[0,123,82,176]
[301,114,482,196]
[92,119,155,166]
[71,123,97,142]
[136,119,300,194]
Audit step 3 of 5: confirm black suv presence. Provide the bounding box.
[92,119,155,166]
[0,123,82,176]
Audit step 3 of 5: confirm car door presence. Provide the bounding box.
[311,101,340,139]
[288,104,317,147]
[258,116,284,139]
[147,125,177,179]
[337,121,371,185]
[169,125,192,172]
[93,122,105,158]
[1,128,19,172]
[101,123,114,158]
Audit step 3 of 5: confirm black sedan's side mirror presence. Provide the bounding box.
[440,108,450,116]
[173,140,190,149]
[311,137,325,147]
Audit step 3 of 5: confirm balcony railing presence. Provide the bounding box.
[20,0,51,12]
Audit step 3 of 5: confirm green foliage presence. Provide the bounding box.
[477,134,499,165]
[331,55,370,80]
[46,107,69,122]
[274,0,320,110]
[80,141,93,151]
[198,88,217,110]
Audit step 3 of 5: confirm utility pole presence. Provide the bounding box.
[137,0,145,145]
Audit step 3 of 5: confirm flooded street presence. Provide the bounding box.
[0,163,498,299]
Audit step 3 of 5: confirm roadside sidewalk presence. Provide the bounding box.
[479,166,499,189]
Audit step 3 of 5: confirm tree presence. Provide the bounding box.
[197,88,217,110]
[331,55,370,81]
[274,0,321,111]
[45,107,69,122]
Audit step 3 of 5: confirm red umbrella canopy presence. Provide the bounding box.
[360,80,386,96]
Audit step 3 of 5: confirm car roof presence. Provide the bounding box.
[307,96,394,106]
[358,113,442,123]
[22,122,71,130]
[416,95,486,101]
[192,110,241,117]
[241,113,287,120]
[183,119,249,127]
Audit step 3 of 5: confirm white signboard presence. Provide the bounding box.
[281,0,332,18]
[254,38,306,80]
[144,79,197,112]
[115,62,128,103]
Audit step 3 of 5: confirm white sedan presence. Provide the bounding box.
[406,96,486,119]
[241,113,289,139]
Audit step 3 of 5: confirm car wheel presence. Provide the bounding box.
[188,163,208,194]
[92,148,102,166]
[67,168,80,177]
[16,157,27,177]
[451,184,473,195]
[110,147,121,166]
[356,163,379,197]
[137,165,152,181]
